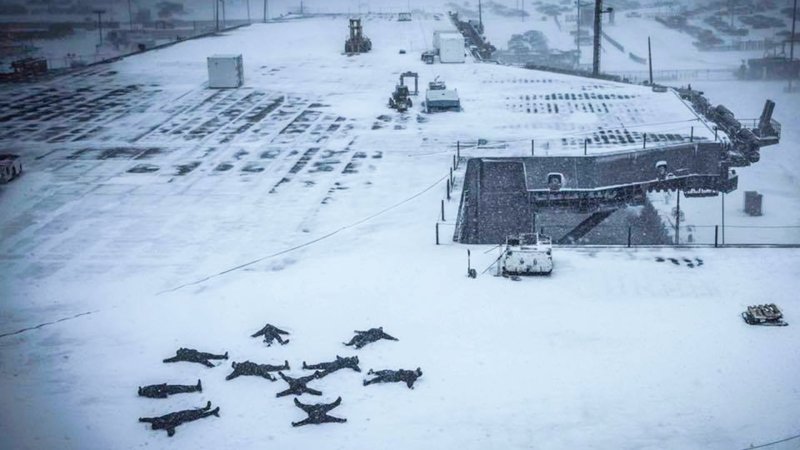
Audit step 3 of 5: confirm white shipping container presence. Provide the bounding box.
[433,30,459,50]
[439,34,465,63]
[207,54,244,89]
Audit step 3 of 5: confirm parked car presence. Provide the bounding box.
[0,154,22,183]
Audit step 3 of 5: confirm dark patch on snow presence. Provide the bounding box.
[67,147,135,160]
[127,164,159,174]
[270,177,290,193]
[241,163,264,173]
[260,149,281,159]
[288,148,319,174]
[343,162,359,174]
[310,161,338,173]
[215,163,233,171]
[65,147,163,160]
[174,161,200,176]
[134,148,163,160]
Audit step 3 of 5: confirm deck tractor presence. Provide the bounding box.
[389,84,413,112]
[500,233,553,276]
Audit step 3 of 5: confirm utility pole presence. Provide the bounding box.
[791,0,797,61]
[576,1,590,68]
[93,10,105,48]
[592,0,613,77]
[221,0,226,29]
[675,189,681,244]
[479,0,483,30]
[127,0,133,30]
[648,36,653,85]
[721,192,726,245]
[577,1,581,60]
[247,0,251,23]
[214,0,219,31]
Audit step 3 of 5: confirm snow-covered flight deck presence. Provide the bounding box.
[0,13,798,450]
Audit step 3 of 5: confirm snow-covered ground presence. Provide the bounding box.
[0,7,799,450]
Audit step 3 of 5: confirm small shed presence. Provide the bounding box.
[207,54,244,89]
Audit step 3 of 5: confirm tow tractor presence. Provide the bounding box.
[500,233,553,276]
[388,84,413,112]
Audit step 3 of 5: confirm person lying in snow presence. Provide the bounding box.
[363,368,423,389]
[343,327,398,349]
[276,371,324,397]
[225,360,289,381]
[138,401,220,437]
[303,355,360,377]
[250,323,290,346]
[291,397,347,427]
[138,380,202,398]
[162,348,228,368]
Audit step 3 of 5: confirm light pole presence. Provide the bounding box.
[592,0,613,76]
[721,192,726,245]
[263,0,269,23]
[93,9,105,48]
[247,0,251,23]
[127,0,133,30]
[214,0,219,31]
[790,0,798,92]
[675,188,681,244]
[575,1,591,69]
[791,0,797,61]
